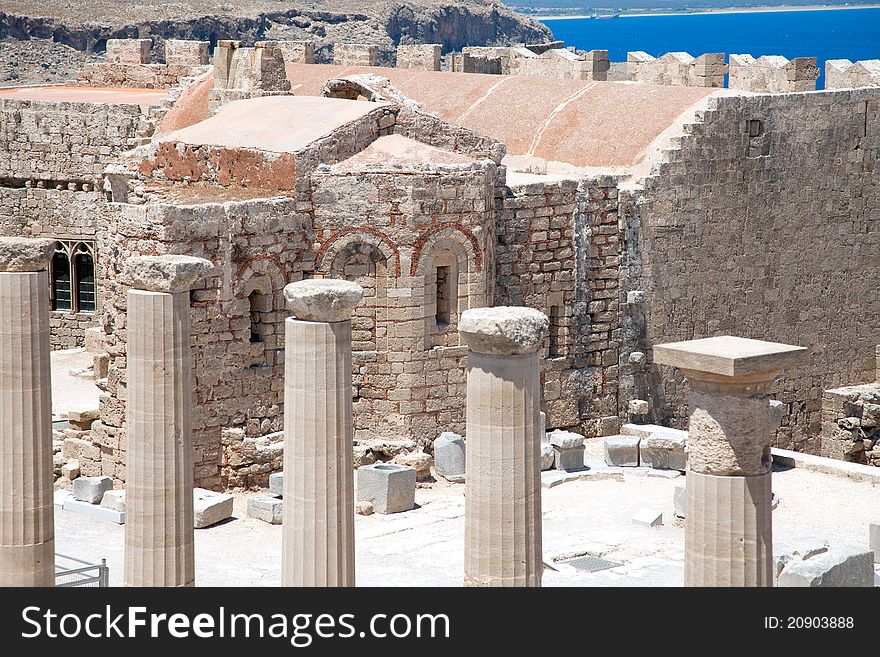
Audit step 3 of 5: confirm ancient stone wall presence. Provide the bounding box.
[0,99,146,183]
[494,176,620,436]
[396,44,442,71]
[333,43,379,67]
[820,382,880,464]
[728,55,819,92]
[0,187,106,349]
[621,88,880,454]
[106,39,151,64]
[75,63,202,89]
[311,161,496,452]
[510,48,609,81]
[96,197,315,489]
[627,51,727,88]
[209,40,292,112]
[270,40,316,65]
[451,52,501,75]
[825,59,880,90]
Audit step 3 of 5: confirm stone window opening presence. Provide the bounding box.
[50,240,96,314]
[548,305,562,358]
[427,251,462,349]
[435,265,452,328]
[248,289,272,344]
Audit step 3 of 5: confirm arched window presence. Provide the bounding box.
[249,290,269,343]
[51,250,71,311]
[50,240,96,314]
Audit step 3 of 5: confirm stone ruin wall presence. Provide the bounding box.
[494,176,621,437]
[627,51,728,88]
[459,45,608,81]
[0,97,148,349]
[620,88,880,454]
[334,44,379,67]
[825,59,880,90]
[728,55,820,93]
[395,44,442,71]
[76,38,210,89]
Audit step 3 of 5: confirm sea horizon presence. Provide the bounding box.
[532,3,880,20]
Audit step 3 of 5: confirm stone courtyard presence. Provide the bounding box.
[1,26,879,588]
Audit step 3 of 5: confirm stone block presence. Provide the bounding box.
[674,485,686,518]
[61,459,80,479]
[392,450,433,481]
[540,443,555,471]
[269,472,283,497]
[72,476,113,504]
[633,509,663,527]
[773,537,830,577]
[547,429,584,449]
[194,488,234,528]
[870,523,880,564]
[553,445,585,471]
[434,431,465,482]
[67,406,100,430]
[640,431,687,471]
[777,546,874,587]
[63,497,125,524]
[247,494,282,524]
[604,435,640,467]
[357,463,416,514]
[101,489,126,512]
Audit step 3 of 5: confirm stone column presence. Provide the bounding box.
[0,238,55,587]
[123,255,213,587]
[654,335,808,587]
[460,307,549,587]
[282,279,363,587]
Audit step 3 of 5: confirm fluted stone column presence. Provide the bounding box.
[654,335,808,587]
[124,255,213,587]
[0,237,55,587]
[282,279,363,587]
[460,307,549,587]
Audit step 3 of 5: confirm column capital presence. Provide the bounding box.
[283,279,363,322]
[459,306,549,356]
[654,335,808,390]
[127,255,213,293]
[0,237,54,272]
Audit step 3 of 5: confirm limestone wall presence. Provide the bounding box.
[728,55,819,92]
[311,162,497,450]
[75,63,203,89]
[494,176,621,436]
[209,40,292,113]
[0,98,146,183]
[451,52,501,75]
[0,187,106,349]
[334,44,379,67]
[396,44,442,71]
[269,40,316,65]
[106,39,151,64]
[621,88,880,454]
[627,51,727,88]
[825,59,880,90]
[98,197,315,489]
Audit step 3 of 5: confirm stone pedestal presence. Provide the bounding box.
[123,255,213,587]
[282,279,363,587]
[0,238,55,586]
[654,335,808,587]
[460,307,549,587]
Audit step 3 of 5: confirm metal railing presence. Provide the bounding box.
[54,553,109,587]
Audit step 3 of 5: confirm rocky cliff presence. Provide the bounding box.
[0,1,553,63]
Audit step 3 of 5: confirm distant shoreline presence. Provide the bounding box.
[534,4,880,20]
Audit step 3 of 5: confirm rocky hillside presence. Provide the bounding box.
[0,1,553,64]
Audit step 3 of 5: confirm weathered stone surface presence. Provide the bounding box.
[0,237,54,272]
[268,472,283,497]
[459,306,549,356]
[604,435,640,467]
[72,476,113,504]
[193,488,234,528]
[653,335,809,378]
[127,254,214,293]
[673,484,686,518]
[61,459,80,480]
[777,546,874,587]
[629,399,649,415]
[100,489,126,512]
[392,450,433,481]
[773,537,830,577]
[540,444,555,471]
[283,279,363,322]
[247,494,282,524]
[434,432,466,482]
[357,463,416,514]
[355,500,374,516]
[641,432,687,471]
[553,445,585,471]
[547,429,584,449]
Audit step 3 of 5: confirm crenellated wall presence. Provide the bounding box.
[825,59,880,90]
[627,51,727,88]
[728,54,819,92]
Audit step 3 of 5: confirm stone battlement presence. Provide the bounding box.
[825,59,880,90]
[334,43,380,67]
[76,39,210,89]
[728,54,819,92]
[627,51,727,88]
[209,40,292,113]
[461,44,608,81]
[396,44,442,71]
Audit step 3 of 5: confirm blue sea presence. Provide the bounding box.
[541,7,880,88]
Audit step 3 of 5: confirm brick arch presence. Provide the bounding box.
[235,255,287,297]
[411,224,482,276]
[316,229,400,276]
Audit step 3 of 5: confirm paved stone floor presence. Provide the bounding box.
[49,349,880,587]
